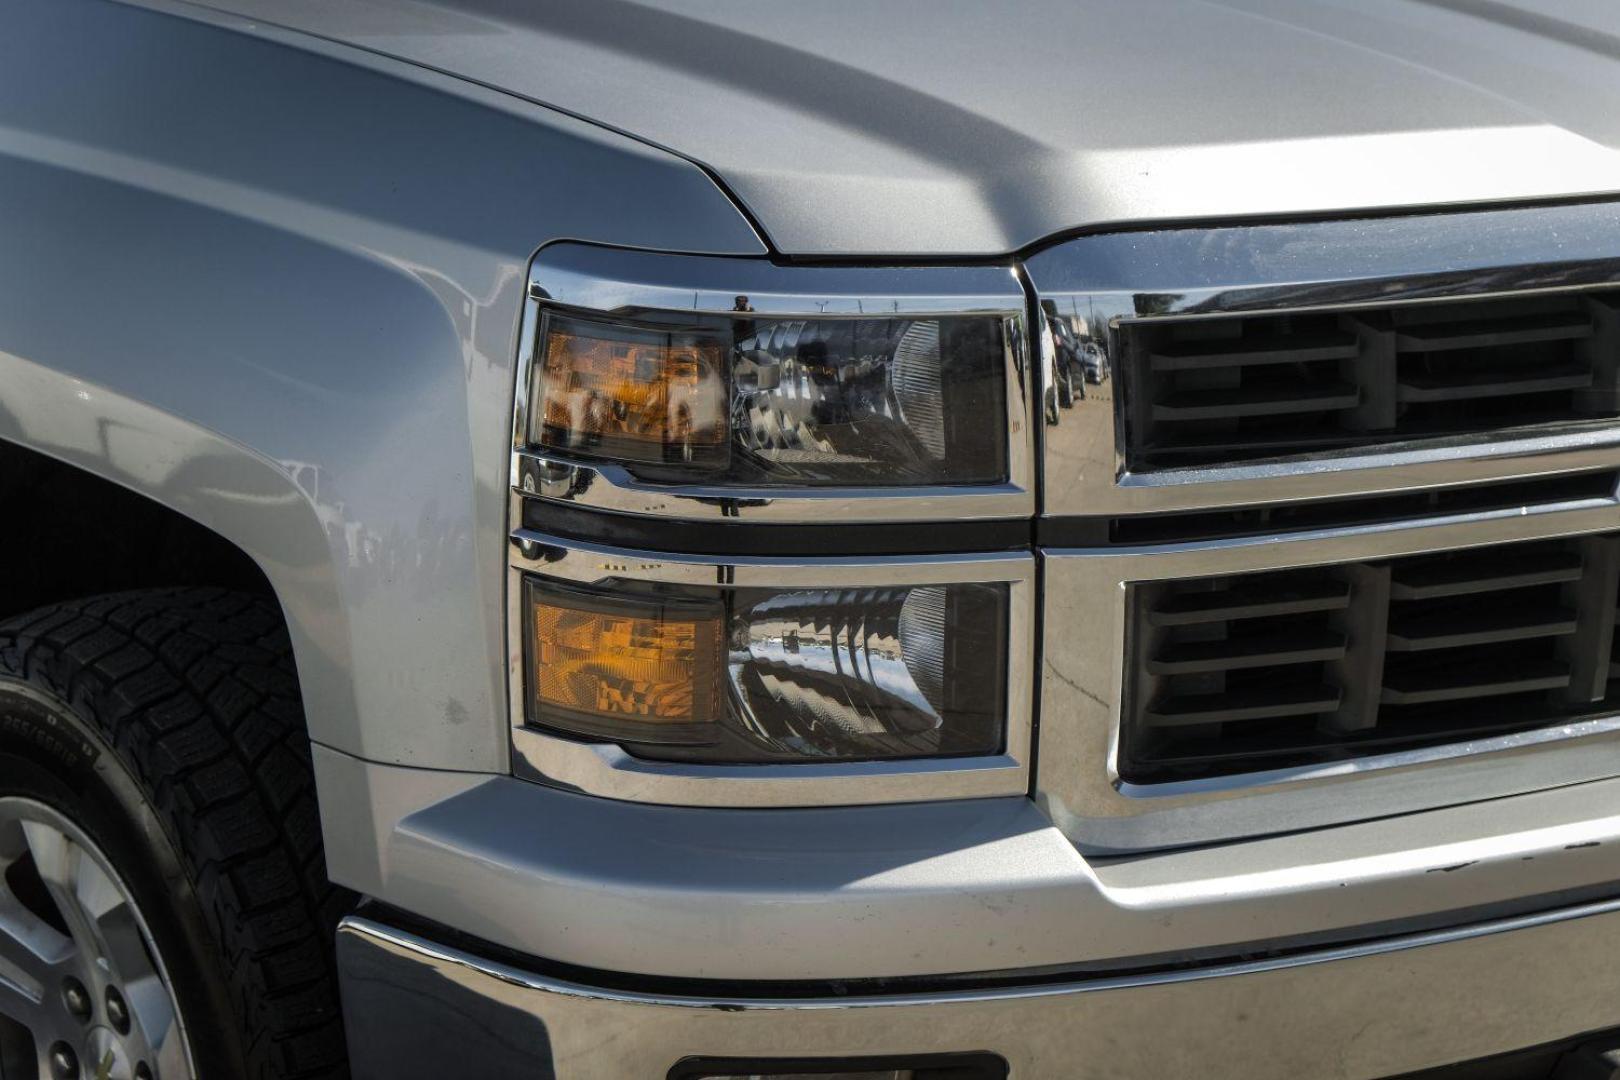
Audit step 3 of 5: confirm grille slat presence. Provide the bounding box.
[1122,533,1620,783]
[1123,291,1620,470]
[1388,549,1584,599]
[1395,366,1592,404]
[1150,332,1360,372]
[1147,630,1346,675]
[1393,311,1593,352]
[1144,684,1342,728]
[1385,609,1577,651]
[1380,661,1571,705]
[1147,576,1351,626]
[1152,382,1360,421]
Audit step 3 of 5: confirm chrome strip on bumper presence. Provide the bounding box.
[338,898,1620,1079]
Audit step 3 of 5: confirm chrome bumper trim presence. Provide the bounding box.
[338,899,1620,1079]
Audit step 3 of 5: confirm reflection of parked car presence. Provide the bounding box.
[1049,316,1084,406]
[1079,340,1108,384]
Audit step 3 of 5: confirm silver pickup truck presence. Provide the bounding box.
[4,2,1620,1078]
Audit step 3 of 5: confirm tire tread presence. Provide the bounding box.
[0,588,348,1080]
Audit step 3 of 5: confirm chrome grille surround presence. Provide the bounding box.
[1029,202,1620,852]
[1030,202,1620,520]
[1041,493,1620,853]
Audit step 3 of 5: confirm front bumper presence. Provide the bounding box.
[338,900,1620,1079]
[317,748,1620,1076]
[314,747,1620,982]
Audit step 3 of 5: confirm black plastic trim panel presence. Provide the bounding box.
[521,500,1031,556]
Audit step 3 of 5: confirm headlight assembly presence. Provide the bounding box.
[507,246,1035,808]
[524,576,1007,764]
[532,309,1010,487]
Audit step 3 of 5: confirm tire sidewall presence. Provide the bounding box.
[0,676,247,1077]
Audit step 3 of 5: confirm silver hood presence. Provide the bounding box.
[191,0,1620,255]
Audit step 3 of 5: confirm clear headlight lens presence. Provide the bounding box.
[537,315,730,470]
[532,310,1008,486]
[525,577,1007,762]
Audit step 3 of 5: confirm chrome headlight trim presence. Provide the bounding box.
[511,243,1036,524]
[505,531,1036,807]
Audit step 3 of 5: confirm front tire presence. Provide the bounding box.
[0,589,349,1079]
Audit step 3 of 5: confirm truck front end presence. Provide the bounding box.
[335,204,1620,1078]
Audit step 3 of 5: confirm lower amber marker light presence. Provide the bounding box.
[526,580,724,745]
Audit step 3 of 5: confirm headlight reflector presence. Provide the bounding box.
[537,315,729,468]
[531,310,1008,486]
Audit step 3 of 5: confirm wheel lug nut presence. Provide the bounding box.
[48,1041,79,1080]
[105,984,130,1035]
[61,976,92,1023]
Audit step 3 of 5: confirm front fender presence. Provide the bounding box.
[0,0,765,771]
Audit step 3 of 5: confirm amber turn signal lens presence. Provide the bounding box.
[525,581,724,745]
[536,314,727,466]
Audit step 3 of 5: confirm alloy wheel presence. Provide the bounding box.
[0,798,192,1080]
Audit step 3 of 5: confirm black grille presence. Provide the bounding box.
[1123,290,1620,470]
[1122,534,1620,782]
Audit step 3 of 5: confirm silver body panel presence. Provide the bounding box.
[317,746,1620,982]
[0,0,761,776]
[174,0,1620,256]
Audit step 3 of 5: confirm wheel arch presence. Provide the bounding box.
[0,375,358,762]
